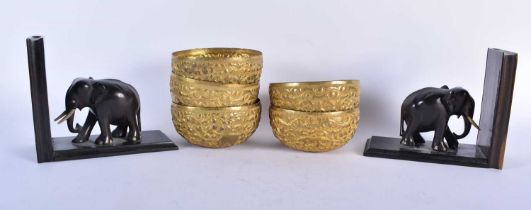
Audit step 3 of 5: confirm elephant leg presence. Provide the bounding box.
[126,115,141,143]
[412,132,425,145]
[95,117,113,145]
[444,127,459,150]
[72,112,97,143]
[111,124,127,138]
[432,125,449,152]
[400,120,417,146]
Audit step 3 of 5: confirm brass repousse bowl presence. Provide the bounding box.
[269,80,360,112]
[269,106,360,152]
[170,74,259,107]
[172,48,263,84]
[172,100,261,148]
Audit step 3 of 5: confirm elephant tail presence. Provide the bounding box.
[400,109,404,136]
[137,108,142,132]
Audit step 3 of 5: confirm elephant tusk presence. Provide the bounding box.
[467,116,480,130]
[54,110,68,122]
[55,109,75,124]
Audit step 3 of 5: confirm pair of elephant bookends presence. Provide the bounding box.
[364,48,517,169]
[27,36,517,170]
[27,36,178,163]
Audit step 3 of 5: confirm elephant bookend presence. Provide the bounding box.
[27,36,178,163]
[399,85,479,152]
[363,48,517,169]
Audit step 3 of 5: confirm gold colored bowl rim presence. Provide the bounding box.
[174,100,261,111]
[172,74,259,88]
[172,48,262,60]
[270,106,359,115]
[269,80,359,88]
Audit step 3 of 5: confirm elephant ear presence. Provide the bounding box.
[90,81,108,105]
[441,90,455,112]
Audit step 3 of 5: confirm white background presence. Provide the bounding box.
[1,0,530,209]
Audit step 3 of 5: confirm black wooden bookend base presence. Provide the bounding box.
[27,36,179,163]
[50,130,178,162]
[362,48,517,169]
[363,136,489,168]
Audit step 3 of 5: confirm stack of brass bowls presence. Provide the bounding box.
[269,80,361,152]
[170,48,263,148]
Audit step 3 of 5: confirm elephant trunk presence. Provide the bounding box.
[66,111,77,133]
[454,116,471,139]
[454,103,478,139]
[54,109,78,133]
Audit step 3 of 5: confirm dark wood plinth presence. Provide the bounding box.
[51,130,178,162]
[363,48,517,169]
[27,36,178,163]
[363,136,489,168]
